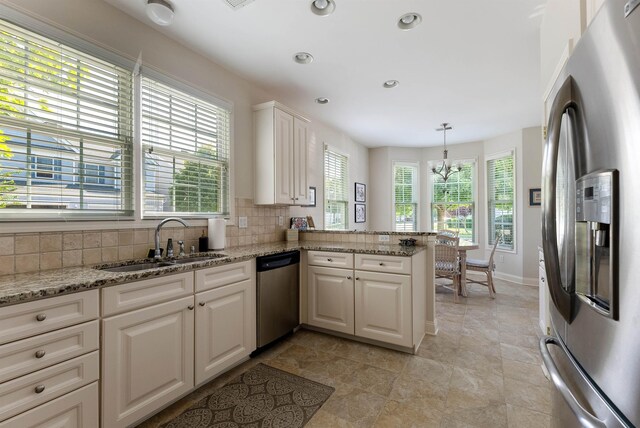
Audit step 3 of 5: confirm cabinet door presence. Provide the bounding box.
[355,271,412,347]
[195,279,255,385]
[274,108,294,204]
[307,266,354,334]
[102,296,194,428]
[293,117,309,205]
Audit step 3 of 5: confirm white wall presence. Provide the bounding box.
[2,0,368,227]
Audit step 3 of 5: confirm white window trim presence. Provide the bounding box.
[0,7,235,232]
[426,157,478,240]
[484,149,517,254]
[136,67,235,223]
[391,160,420,232]
[323,144,350,230]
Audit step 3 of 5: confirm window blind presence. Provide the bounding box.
[141,76,230,217]
[394,163,418,231]
[487,153,514,250]
[431,162,474,240]
[324,148,348,230]
[0,19,133,217]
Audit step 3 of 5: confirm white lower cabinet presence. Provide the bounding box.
[102,295,195,428]
[195,279,255,385]
[0,382,98,428]
[354,271,412,347]
[307,266,354,334]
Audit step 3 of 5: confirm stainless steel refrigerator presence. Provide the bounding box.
[541,0,640,426]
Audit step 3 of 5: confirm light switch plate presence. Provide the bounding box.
[278,216,284,226]
[378,235,390,242]
[238,216,248,228]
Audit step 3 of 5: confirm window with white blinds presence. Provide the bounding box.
[487,152,515,250]
[431,161,475,240]
[394,162,418,231]
[141,76,230,217]
[324,147,348,230]
[0,19,133,217]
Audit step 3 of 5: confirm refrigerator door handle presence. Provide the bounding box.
[540,336,607,428]
[542,75,582,322]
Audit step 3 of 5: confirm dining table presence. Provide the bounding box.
[457,239,479,297]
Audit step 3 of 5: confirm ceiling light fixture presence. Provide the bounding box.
[431,123,461,182]
[315,97,330,104]
[397,12,422,30]
[293,52,314,64]
[146,0,174,26]
[383,80,399,88]
[311,0,336,16]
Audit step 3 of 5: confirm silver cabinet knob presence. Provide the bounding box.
[34,385,45,394]
[35,350,46,359]
[379,262,384,266]
[541,277,545,283]
[347,276,352,280]
[355,277,360,280]
[187,305,194,310]
[199,302,206,306]
[35,313,46,322]
[327,258,332,262]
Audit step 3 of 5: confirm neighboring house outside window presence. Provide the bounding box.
[431,161,475,240]
[487,151,515,250]
[141,76,231,217]
[324,147,348,230]
[0,19,133,216]
[394,162,419,232]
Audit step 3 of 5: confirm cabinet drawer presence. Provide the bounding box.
[0,351,99,422]
[0,382,98,428]
[355,254,411,274]
[308,251,354,269]
[195,260,252,292]
[0,320,98,384]
[0,291,99,346]
[102,272,194,316]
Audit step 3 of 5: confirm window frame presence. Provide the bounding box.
[428,158,477,241]
[392,161,419,232]
[485,149,516,253]
[137,69,234,220]
[323,145,349,230]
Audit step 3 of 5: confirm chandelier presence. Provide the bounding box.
[431,122,461,182]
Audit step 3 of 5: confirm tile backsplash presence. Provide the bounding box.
[0,198,290,275]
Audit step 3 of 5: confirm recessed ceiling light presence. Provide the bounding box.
[315,97,330,104]
[383,80,399,88]
[311,0,336,16]
[293,52,314,64]
[397,12,422,30]
[146,0,175,26]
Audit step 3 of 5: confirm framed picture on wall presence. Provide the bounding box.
[355,182,366,202]
[529,188,542,206]
[304,186,316,207]
[355,203,366,223]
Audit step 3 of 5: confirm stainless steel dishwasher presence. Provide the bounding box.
[256,250,300,348]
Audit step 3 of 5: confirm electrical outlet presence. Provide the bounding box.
[278,216,284,226]
[238,216,248,228]
[498,254,504,262]
[378,235,390,242]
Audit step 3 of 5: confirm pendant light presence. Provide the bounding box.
[431,122,461,182]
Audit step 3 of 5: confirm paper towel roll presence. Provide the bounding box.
[208,218,226,250]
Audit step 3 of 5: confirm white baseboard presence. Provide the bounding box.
[425,320,438,336]
[492,271,538,286]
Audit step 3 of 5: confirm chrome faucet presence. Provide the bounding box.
[154,217,190,260]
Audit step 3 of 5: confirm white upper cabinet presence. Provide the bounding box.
[254,101,310,205]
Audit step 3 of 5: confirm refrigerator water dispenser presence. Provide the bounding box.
[575,170,618,319]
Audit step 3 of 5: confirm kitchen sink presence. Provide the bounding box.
[98,254,227,272]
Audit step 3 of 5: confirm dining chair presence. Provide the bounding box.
[465,237,500,298]
[437,229,459,239]
[434,234,461,303]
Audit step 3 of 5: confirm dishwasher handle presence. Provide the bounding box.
[256,250,300,272]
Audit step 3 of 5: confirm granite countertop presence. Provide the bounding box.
[0,241,426,307]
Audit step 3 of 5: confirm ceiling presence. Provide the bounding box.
[104,0,545,147]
